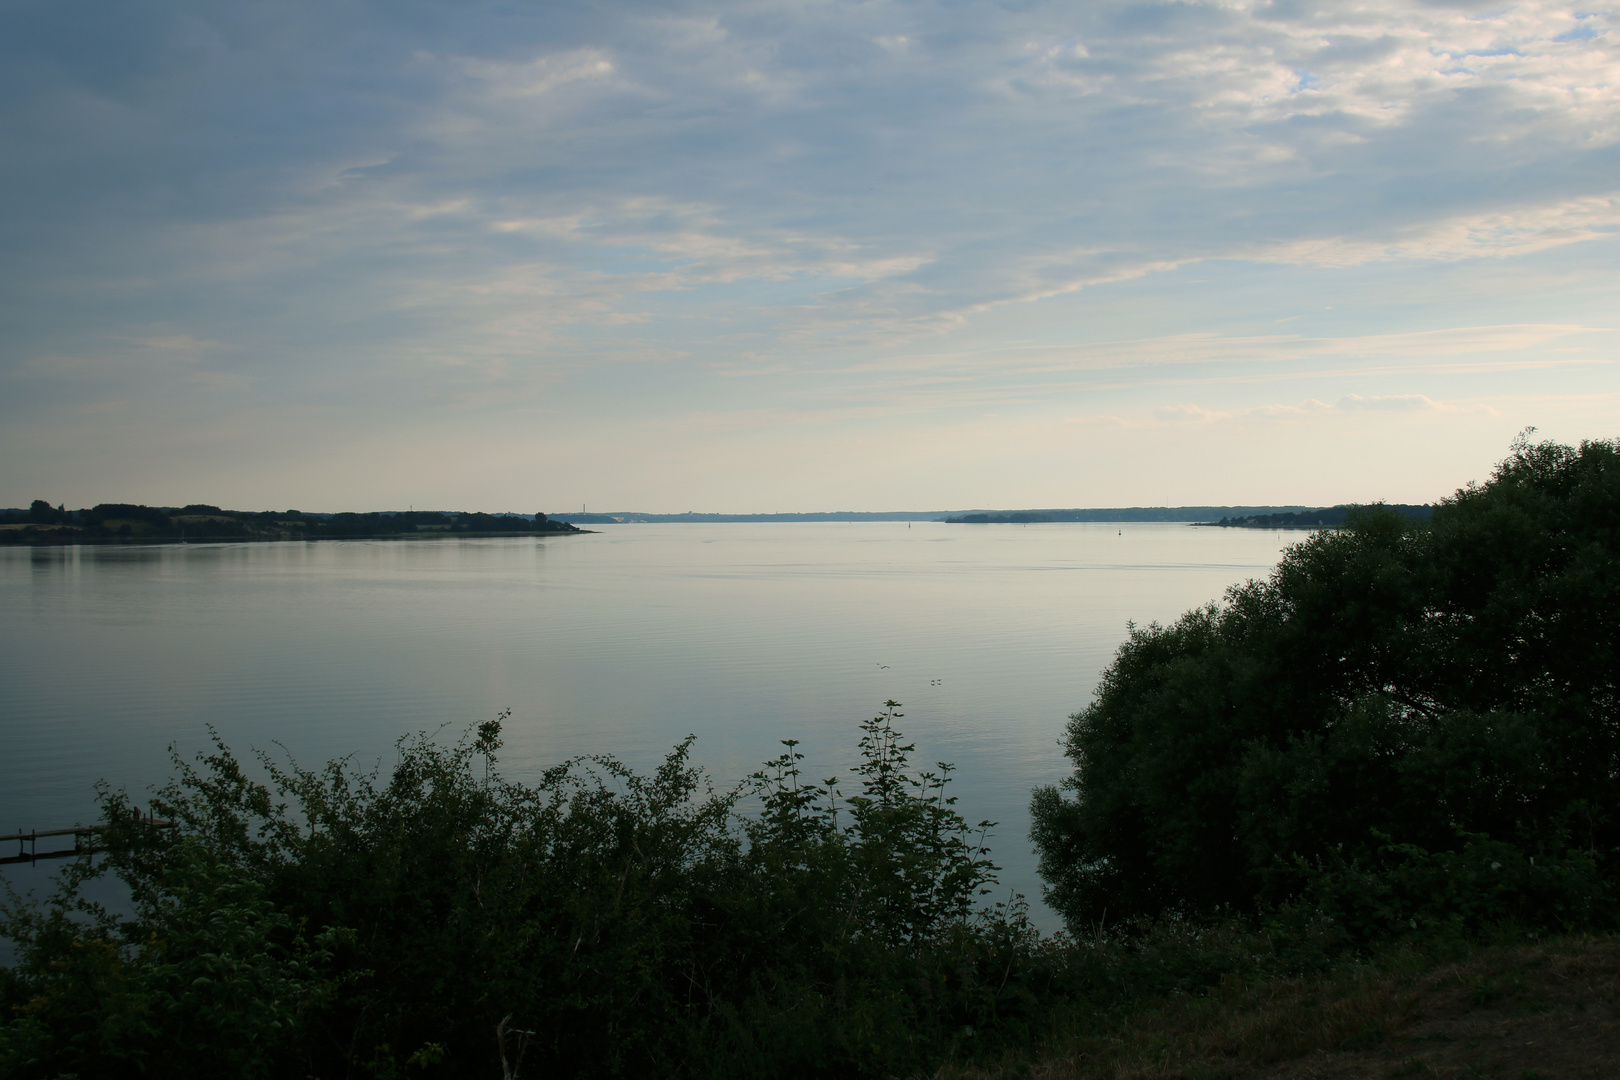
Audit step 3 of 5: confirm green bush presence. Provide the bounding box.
[0,836,339,1078]
[1032,435,1619,936]
[2,704,1053,1079]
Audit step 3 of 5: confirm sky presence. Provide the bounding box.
[1,0,1617,513]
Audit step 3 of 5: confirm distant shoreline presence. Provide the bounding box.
[943,503,1434,528]
[0,502,589,546]
[554,505,1348,525]
[1186,504,1434,530]
[0,528,594,547]
[3,501,1437,538]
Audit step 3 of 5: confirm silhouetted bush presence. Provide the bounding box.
[1032,434,1619,938]
[2,705,1058,1079]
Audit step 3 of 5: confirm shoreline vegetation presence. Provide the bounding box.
[2,502,1438,540]
[553,506,1367,525]
[0,502,584,546]
[943,504,1434,527]
[2,435,1616,1078]
[1189,503,1434,530]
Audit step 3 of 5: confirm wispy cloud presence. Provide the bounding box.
[1254,394,1495,417]
[1,0,1616,507]
[1254,194,1620,267]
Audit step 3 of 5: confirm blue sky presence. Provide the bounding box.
[2,0,1616,512]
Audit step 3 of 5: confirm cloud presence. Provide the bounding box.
[452,49,617,100]
[835,323,1613,388]
[1251,394,1497,419]
[1055,392,1497,437]
[1,0,1618,505]
[1253,194,1620,267]
[1015,1,1619,139]
[1154,404,1230,422]
[1333,394,1448,412]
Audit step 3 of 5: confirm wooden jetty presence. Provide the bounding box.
[2,814,174,866]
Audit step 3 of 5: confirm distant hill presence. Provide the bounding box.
[552,506,1334,525]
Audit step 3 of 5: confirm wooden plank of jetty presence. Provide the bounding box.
[1,813,174,865]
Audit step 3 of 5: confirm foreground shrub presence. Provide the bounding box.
[0,847,338,1078]
[2,704,1056,1079]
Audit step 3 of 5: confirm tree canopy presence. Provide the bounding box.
[1032,435,1620,935]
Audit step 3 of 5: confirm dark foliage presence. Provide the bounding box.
[2,705,1059,1079]
[1197,504,1433,530]
[1032,434,1619,936]
[0,503,581,544]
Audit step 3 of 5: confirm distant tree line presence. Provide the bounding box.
[552,507,1408,525]
[945,505,1435,526]
[946,512,1056,524]
[0,503,580,544]
[1193,504,1434,530]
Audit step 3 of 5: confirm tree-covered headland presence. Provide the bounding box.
[1191,503,1433,530]
[2,435,1617,1078]
[0,503,580,544]
[1033,433,1619,936]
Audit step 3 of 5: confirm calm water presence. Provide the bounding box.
[0,522,1293,926]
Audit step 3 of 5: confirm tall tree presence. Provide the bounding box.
[1032,436,1620,931]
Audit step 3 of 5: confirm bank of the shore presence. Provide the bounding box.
[0,502,587,545]
[942,934,1620,1080]
[0,526,593,546]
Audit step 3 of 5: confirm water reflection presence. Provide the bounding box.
[1,524,1292,927]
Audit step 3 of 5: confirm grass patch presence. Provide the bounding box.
[937,935,1620,1079]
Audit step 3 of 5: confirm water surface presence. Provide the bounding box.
[0,522,1294,925]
